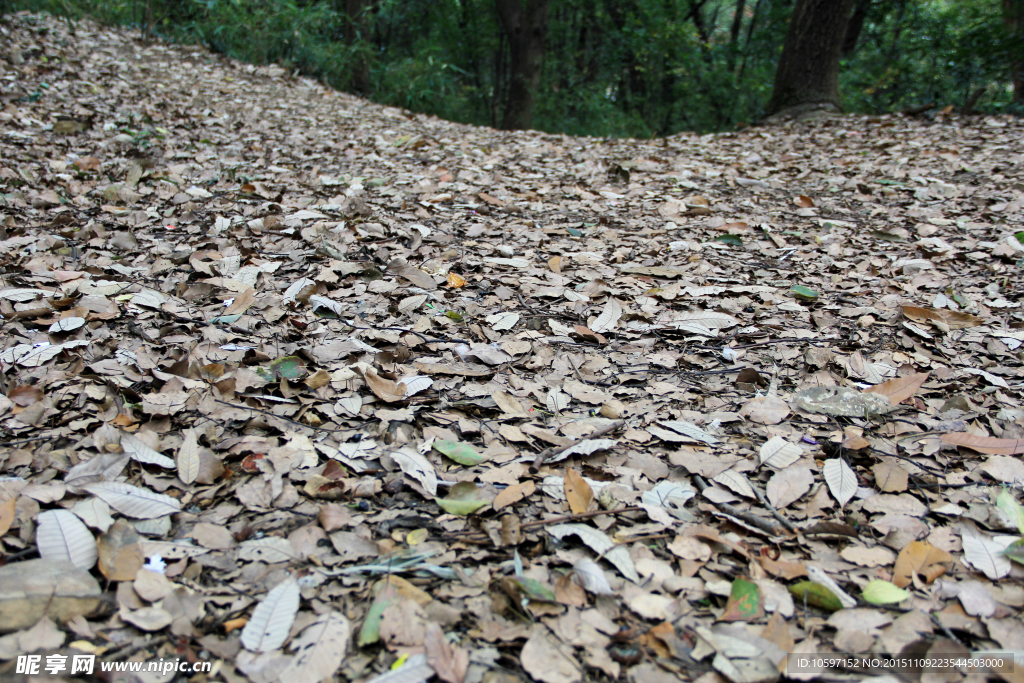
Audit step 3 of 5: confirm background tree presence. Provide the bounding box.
[495,0,551,130]
[770,0,856,116]
[765,0,856,116]
[3,0,1018,136]
[336,0,374,93]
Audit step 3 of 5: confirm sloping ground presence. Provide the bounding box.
[1,10,1024,683]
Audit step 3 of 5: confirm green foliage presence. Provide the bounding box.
[841,0,1023,114]
[2,0,1019,136]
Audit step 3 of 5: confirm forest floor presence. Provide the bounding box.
[2,11,1024,683]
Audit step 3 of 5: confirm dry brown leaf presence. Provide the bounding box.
[739,395,790,424]
[0,496,17,538]
[892,540,952,588]
[360,367,407,403]
[564,468,593,514]
[548,255,562,274]
[900,305,982,330]
[864,371,930,405]
[223,286,257,316]
[96,518,144,581]
[424,621,469,683]
[940,432,1024,455]
[493,481,535,511]
[8,385,44,407]
[872,458,909,492]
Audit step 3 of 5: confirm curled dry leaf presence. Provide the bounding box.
[546,523,639,584]
[572,557,614,595]
[391,446,439,496]
[120,432,175,469]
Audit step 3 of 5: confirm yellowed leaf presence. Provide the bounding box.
[941,432,1024,455]
[564,468,593,514]
[0,496,18,538]
[492,481,536,511]
[865,371,930,405]
[893,540,951,588]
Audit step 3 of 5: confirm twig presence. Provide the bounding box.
[101,635,170,663]
[692,476,789,536]
[0,433,58,447]
[214,399,349,433]
[521,505,642,529]
[529,419,625,473]
[751,483,798,533]
[448,506,643,538]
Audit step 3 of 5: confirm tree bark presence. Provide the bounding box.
[765,0,856,116]
[495,0,551,130]
[1005,0,1024,102]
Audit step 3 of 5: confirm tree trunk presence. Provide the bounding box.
[765,0,856,117]
[1005,0,1024,102]
[495,0,551,130]
[842,0,871,56]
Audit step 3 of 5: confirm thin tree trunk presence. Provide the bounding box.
[737,0,763,81]
[338,0,372,93]
[1005,0,1024,102]
[765,0,856,116]
[495,0,551,130]
[730,0,747,48]
[842,0,871,56]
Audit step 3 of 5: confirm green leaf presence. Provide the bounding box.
[433,440,484,466]
[788,581,844,612]
[715,234,743,246]
[1015,231,1024,245]
[445,311,464,323]
[790,285,819,301]
[1004,538,1024,565]
[862,579,909,605]
[210,314,241,324]
[436,498,488,515]
[567,228,582,237]
[996,488,1024,535]
[357,585,398,646]
[720,577,764,621]
[269,355,305,380]
[508,576,556,603]
[436,481,488,516]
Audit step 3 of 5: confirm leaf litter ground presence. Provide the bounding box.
[1,12,1024,683]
